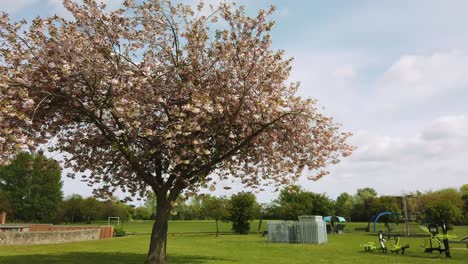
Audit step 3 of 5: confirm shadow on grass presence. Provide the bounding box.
[0,252,234,264]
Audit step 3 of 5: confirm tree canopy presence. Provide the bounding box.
[0,1,352,263]
[228,192,258,234]
[0,152,63,222]
[201,195,229,237]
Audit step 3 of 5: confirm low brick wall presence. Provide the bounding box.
[28,225,114,239]
[98,226,114,239]
[0,229,100,245]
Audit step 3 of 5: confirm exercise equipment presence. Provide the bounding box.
[362,231,409,254]
[419,222,456,258]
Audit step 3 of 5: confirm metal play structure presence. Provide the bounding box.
[323,215,346,234]
[367,212,399,233]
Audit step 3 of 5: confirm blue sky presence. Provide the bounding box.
[2,0,467,201]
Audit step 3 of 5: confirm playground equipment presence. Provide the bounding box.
[367,212,399,233]
[419,222,456,258]
[362,231,409,254]
[389,236,410,254]
[323,216,346,234]
[367,195,418,235]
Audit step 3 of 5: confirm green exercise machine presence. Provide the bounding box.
[419,222,456,258]
[362,231,410,254]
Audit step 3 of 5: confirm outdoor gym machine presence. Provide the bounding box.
[419,222,456,258]
[362,231,409,254]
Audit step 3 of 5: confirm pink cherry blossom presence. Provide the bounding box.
[0,1,353,263]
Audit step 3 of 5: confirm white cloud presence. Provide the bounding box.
[285,50,373,129]
[332,65,356,79]
[352,115,468,162]
[285,114,468,199]
[0,0,40,13]
[422,115,468,141]
[380,50,468,103]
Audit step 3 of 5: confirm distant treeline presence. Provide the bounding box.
[167,184,468,226]
[1,152,466,226]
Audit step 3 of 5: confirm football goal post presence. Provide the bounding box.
[108,216,120,226]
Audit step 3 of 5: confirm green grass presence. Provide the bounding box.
[0,221,466,264]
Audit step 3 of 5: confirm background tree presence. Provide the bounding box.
[173,195,203,220]
[0,1,352,262]
[334,192,352,218]
[350,187,378,222]
[275,185,314,220]
[461,186,468,224]
[144,192,157,220]
[81,197,103,223]
[418,188,463,225]
[274,185,333,219]
[62,194,84,223]
[0,191,11,215]
[372,196,400,216]
[134,206,153,220]
[0,152,63,222]
[356,187,378,201]
[169,195,191,220]
[101,197,133,221]
[310,192,333,216]
[228,192,258,234]
[201,195,229,237]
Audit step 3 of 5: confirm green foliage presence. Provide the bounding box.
[462,194,468,224]
[350,188,378,222]
[424,201,459,226]
[273,186,333,220]
[0,191,11,213]
[59,194,134,223]
[418,188,464,225]
[134,206,152,220]
[460,184,468,195]
[276,186,314,220]
[62,194,84,223]
[113,227,127,237]
[228,192,258,234]
[201,195,229,222]
[310,192,333,216]
[356,188,378,201]
[170,195,200,220]
[81,197,104,223]
[461,184,468,223]
[101,198,132,221]
[0,152,63,222]
[144,192,157,219]
[334,192,352,217]
[371,196,400,215]
[201,195,229,236]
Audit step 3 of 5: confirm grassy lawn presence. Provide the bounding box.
[0,221,466,264]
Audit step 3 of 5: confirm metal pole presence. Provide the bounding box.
[403,197,409,236]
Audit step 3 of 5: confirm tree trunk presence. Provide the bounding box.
[145,198,170,264]
[215,219,219,237]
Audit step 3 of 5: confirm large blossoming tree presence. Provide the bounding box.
[0,1,353,263]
